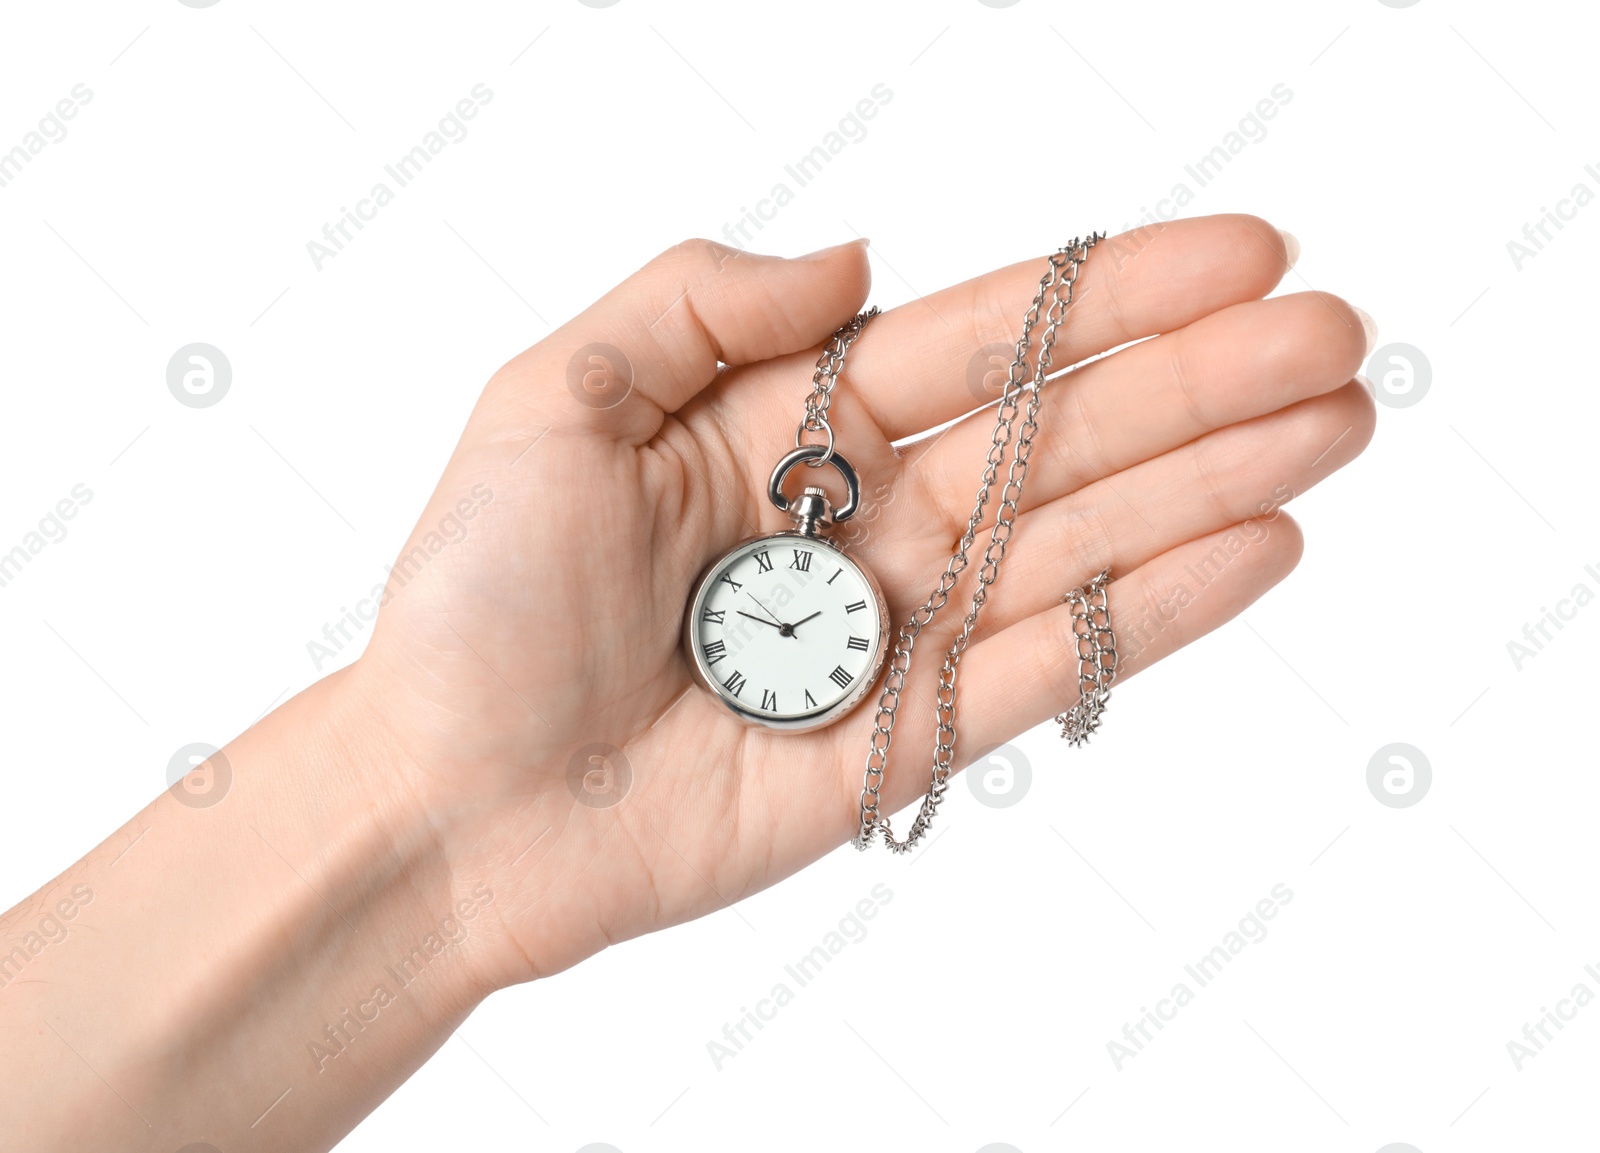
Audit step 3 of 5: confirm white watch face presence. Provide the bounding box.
[690,535,884,724]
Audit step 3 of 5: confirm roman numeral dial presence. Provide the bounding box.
[691,535,883,728]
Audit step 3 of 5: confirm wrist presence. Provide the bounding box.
[300,663,525,1001]
[334,653,584,990]
[1,668,505,1151]
[340,645,624,988]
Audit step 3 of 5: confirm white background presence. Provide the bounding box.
[1,1,1596,1150]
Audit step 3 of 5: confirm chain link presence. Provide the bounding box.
[853,235,1103,853]
[798,305,879,468]
[1056,569,1117,746]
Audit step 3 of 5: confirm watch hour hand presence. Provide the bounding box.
[788,611,822,632]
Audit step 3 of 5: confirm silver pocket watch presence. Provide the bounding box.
[684,445,889,732]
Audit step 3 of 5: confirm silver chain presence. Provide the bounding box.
[1056,569,1117,746]
[854,235,1103,853]
[798,305,879,467]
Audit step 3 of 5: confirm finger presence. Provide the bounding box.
[809,513,1300,845]
[841,214,1296,441]
[494,238,871,442]
[902,289,1372,533]
[968,380,1373,639]
[836,372,1369,650]
[947,512,1305,772]
[828,373,1362,822]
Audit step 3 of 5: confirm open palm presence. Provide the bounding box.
[353,215,1374,986]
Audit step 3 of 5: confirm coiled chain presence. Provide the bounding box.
[1055,569,1117,747]
[854,235,1103,853]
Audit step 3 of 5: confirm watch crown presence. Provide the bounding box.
[789,486,834,537]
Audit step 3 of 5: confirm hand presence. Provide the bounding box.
[350,216,1375,989]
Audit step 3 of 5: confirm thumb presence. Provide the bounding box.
[501,237,872,441]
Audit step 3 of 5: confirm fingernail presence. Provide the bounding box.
[799,238,870,261]
[1352,305,1379,356]
[1277,229,1300,270]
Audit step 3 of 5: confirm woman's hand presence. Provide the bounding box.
[0,214,1374,1152]
[350,214,1376,989]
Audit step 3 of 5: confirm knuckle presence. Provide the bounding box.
[657,237,735,277]
[1034,399,1074,478]
[1092,256,1132,339]
[1189,436,1238,520]
[1120,571,1169,664]
[1165,332,1213,428]
[1037,600,1086,706]
[1063,379,1111,476]
[968,272,1019,362]
[1055,499,1115,581]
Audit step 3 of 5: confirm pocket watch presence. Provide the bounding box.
[684,446,889,732]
